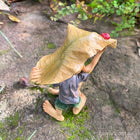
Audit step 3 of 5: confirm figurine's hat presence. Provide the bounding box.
[30,24,117,85]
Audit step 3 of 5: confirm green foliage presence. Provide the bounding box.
[58,106,92,139]
[51,0,140,37]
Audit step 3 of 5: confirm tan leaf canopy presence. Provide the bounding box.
[30,24,117,85]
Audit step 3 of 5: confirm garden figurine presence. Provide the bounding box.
[30,24,117,121]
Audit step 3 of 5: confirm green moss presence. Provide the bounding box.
[91,134,114,140]
[34,97,44,113]
[47,42,56,49]
[59,106,92,140]
[5,112,20,128]
[0,49,9,56]
[109,99,120,114]
[41,38,47,51]
[0,112,25,140]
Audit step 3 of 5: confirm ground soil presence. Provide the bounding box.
[0,0,140,140]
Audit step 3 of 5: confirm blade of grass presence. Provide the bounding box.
[27,130,37,140]
[0,30,23,58]
[0,85,5,93]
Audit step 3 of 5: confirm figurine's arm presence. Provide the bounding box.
[82,48,106,73]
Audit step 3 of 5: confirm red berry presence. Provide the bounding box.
[101,33,110,40]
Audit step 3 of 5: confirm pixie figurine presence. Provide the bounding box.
[30,24,117,121]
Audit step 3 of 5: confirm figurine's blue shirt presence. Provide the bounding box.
[53,72,89,104]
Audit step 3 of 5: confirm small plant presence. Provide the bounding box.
[50,0,140,37]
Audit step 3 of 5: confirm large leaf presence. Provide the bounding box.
[30,24,117,85]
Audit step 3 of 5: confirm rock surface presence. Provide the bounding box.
[0,0,140,140]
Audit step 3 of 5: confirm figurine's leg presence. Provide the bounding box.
[78,82,83,96]
[43,100,64,121]
[73,92,87,115]
[48,87,59,95]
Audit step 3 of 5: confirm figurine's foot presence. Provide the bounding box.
[43,100,64,121]
[73,93,87,115]
[48,87,59,95]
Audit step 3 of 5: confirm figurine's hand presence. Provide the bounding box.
[30,67,41,84]
[48,87,59,95]
[48,87,54,93]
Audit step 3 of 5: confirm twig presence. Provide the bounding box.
[0,30,23,58]
[27,130,37,140]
